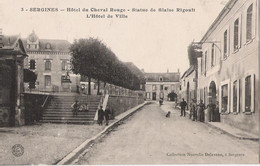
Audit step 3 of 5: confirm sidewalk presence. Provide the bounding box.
[160,101,259,141]
[0,102,148,165]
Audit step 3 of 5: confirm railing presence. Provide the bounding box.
[41,94,50,108]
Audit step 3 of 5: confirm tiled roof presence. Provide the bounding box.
[145,72,180,82]
[181,66,195,79]
[22,39,71,52]
[2,35,20,48]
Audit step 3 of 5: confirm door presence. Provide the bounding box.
[152,92,156,100]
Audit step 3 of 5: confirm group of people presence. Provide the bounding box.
[71,100,89,116]
[179,98,220,122]
[98,106,111,126]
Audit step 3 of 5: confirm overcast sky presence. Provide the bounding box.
[0,0,228,74]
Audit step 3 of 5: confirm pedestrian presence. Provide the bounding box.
[98,106,104,126]
[180,98,187,117]
[104,106,111,126]
[214,101,220,122]
[71,100,79,116]
[197,100,205,122]
[207,102,216,122]
[190,99,197,121]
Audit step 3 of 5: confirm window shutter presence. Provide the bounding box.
[239,14,242,48]
[219,85,222,113]
[231,81,234,113]
[242,77,246,112]
[243,9,247,44]
[251,74,255,112]
[237,79,240,112]
[252,1,257,39]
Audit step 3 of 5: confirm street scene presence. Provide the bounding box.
[76,102,259,164]
[0,0,259,165]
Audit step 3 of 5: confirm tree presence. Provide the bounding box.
[70,38,142,94]
[24,69,37,89]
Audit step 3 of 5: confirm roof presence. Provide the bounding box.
[22,31,71,53]
[0,35,27,57]
[181,66,195,79]
[145,72,180,82]
[200,0,237,43]
[22,39,71,52]
[124,62,145,82]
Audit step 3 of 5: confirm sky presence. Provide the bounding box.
[0,0,228,74]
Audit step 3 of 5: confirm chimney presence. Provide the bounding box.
[177,68,180,73]
[167,68,169,73]
[0,28,3,48]
[141,68,145,73]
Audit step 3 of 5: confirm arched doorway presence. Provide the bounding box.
[209,81,220,122]
[186,82,190,109]
[209,81,216,104]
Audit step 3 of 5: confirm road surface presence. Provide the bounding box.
[76,102,259,164]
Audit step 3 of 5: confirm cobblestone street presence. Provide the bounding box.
[76,102,259,164]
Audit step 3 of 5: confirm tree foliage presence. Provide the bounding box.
[24,69,37,83]
[187,43,202,66]
[70,38,141,90]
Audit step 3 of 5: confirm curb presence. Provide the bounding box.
[204,122,259,141]
[55,102,150,165]
[173,106,258,141]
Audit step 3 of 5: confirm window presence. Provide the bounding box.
[45,60,51,71]
[29,59,36,70]
[233,18,239,50]
[221,84,228,112]
[61,75,66,82]
[246,4,253,42]
[152,85,156,91]
[201,57,203,73]
[204,51,207,73]
[159,76,163,82]
[211,44,215,67]
[245,76,251,112]
[223,30,228,58]
[45,75,51,87]
[160,85,163,90]
[164,87,168,91]
[233,80,238,112]
[146,92,150,99]
[61,60,67,71]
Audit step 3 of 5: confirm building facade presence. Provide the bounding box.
[197,0,259,134]
[0,33,28,126]
[180,66,197,107]
[23,31,80,93]
[145,72,180,101]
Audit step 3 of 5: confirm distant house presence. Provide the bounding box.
[145,71,180,101]
[22,31,80,93]
[0,32,28,126]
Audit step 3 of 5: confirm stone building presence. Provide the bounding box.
[22,31,80,93]
[145,71,180,101]
[0,32,28,126]
[180,66,197,107]
[197,0,259,134]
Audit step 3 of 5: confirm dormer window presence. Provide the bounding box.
[46,43,51,49]
[159,76,163,82]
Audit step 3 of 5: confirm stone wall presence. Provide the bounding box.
[107,95,144,117]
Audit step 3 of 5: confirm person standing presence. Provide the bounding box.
[98,106,104,126]
[197,100,205,122]
[104,106,111,126]
[207,103,216,122]
[190,99,197,121]
[180,98,187,117]
[71,100,80,116]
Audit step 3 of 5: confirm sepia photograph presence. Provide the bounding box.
[0,0,259,165]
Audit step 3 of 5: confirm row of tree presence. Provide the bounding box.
[70,38,141,94]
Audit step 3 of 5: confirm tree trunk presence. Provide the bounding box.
[88,77,91,95]
[97,79,100,95]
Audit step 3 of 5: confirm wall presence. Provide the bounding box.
[180,70,197,105]
[107,94,144,117]
[197,0,259,135]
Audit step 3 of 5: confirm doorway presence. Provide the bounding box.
[152,92,156,100]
